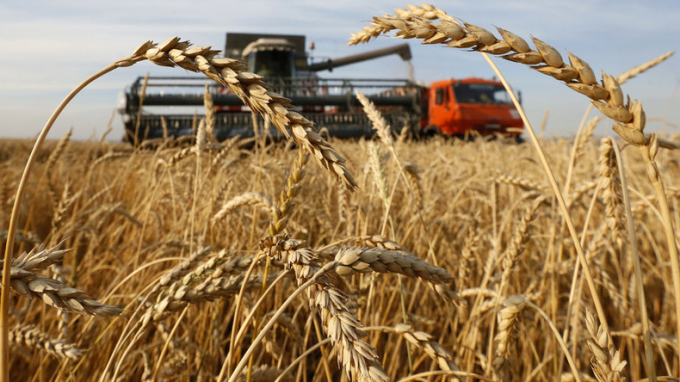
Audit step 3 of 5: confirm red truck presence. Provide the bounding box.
[421,78,523,138]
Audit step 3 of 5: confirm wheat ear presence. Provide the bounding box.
[585,309,627,382]
[259,235,389,382]
[143,273,269,325]
[355,90,394,148]
[497,197,545,297]
[269,148,308,236]
[44,128,72,177]
[616,51,674,85]
[333,246,460,302]
[349,4,662,147]
[204,84,216,142]
[598,138,626,249]
[235,365,292,382]
[402,162,424,211]
[368,142,391,213]
[493,171,547,194]
[493,295,526,381]
[211,192,273,223]
[10,325,82,361]
[1,243,122,316]
[392,323,461,375]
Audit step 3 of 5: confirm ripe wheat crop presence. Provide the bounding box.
[0,3,678,382]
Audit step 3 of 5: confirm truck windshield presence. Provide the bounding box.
[452,83,511,105]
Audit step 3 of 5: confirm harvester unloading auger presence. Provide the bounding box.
[118,32,523,143]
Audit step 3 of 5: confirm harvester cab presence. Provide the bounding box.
[224,33,306,81]
[242,38,296,78]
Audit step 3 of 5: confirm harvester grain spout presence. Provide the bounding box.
[306,43,412,72]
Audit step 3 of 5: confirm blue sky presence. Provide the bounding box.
[1,0,678,141]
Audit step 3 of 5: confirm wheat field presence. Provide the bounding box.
[1,3,679,382]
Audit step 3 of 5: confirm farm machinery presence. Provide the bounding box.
[118,32,523,142]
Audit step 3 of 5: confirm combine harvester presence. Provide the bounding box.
[118,33,523,142]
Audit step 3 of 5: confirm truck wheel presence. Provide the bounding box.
[419,125,440,139]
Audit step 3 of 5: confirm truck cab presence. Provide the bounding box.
[425,78,522,137]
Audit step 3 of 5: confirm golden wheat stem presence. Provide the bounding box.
[95,257,187,381]
[397,370,494,382]
[638,136,680,369]
[0,60,127,381]
[274,338,332,382]
[100,110,115,142]
[228,269,291,364]
[480,52,610,334]
[224,254,262,376]
[612,139,657,380]
[151,306,188,381]
[223,261,338,382]
[518,297,582,382]
[558,177,601,374]
[134,72,150,146]
[563,104,595,197]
